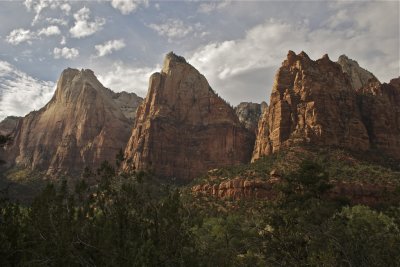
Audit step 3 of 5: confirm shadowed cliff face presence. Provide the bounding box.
[6,68,141,177]
[357,77,400,160]
[123,52,255,181]
[253,51,400,162]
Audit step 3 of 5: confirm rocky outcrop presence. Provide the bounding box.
[192,177,396,206]
[253,51,370,161]
[192,170,281,200]
[0,116,21,136]
[337,55,379,90]
[123,52,254,181]
[6,68,137,176]
[234,102,267,133]
[252,51,400,162]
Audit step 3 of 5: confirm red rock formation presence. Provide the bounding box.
[192,177,397,206]
[123,52,254,181]
[192,176,280,200]
[6,68,141,176]
[253,51,370,161]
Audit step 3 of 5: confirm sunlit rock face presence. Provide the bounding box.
[123,52,254,181]
[337,54,380,90]
[7,68,141,176]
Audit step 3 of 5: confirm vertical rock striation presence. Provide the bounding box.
[253,51,370,161]
[252,51,400,162]
[123,52,254,181]
[7,68,141,176]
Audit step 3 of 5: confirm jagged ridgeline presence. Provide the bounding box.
[0,50,399,183]
[253,51,400,161]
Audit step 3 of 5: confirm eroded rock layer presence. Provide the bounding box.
[123,52,254,181]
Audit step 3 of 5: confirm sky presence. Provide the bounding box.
[0,0,399,121]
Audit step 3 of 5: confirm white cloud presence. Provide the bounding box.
[53,47,79,59]
[95,39,126,57]
[60,36,66,45]
[111,0,149,15]
[198,0,231,14]
[188,2,399,105]
[24,0,70,25]
[0,60,55,121]
[38,25,61,36]
[70,7,105,38]
[6,28,35,45]
[97,62,159,96]
[24,0,49,25]
[148,19,194,41]
[60,3,71,15]
[46,17,68,26]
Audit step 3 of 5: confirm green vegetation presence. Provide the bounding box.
[1,148,400,266]
[194,145,400,185]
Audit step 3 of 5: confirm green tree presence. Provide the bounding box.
[310,205,400,267]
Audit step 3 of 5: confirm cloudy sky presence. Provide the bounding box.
[0,0,398,120]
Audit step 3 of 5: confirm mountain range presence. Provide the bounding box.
[0,51,399,183]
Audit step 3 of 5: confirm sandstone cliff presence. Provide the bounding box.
[252,51,400,161]
[123,52,254,181]
[234,102,267,133]
[7,68,140,176]
[253,51,370,161]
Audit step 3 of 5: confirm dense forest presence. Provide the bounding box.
[1,157,400,266]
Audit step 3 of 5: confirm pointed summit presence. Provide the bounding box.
[123,52,254,181]
[6,68,142,177]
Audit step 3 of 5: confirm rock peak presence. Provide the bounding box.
[6,66,137,176]
[298,51,310,60]
[165,51,186,63]
[322,54,330,60]
[338,54,360,67]
[123,54,254,181]
[286,50,297,64]
[162,52,187,73]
